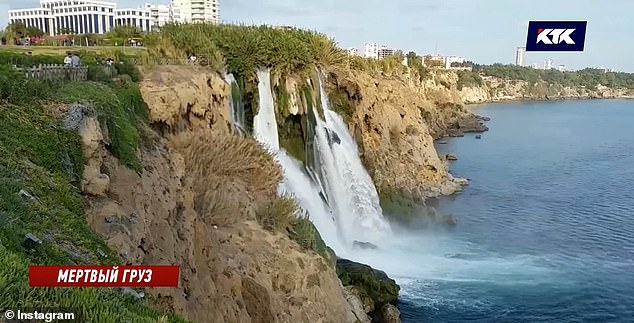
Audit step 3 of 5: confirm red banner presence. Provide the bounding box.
[28,265,179,287]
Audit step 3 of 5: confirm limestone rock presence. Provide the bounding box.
[376,304,401,323]
[138,65,231,134]
[78,117,110,196]
[343,286,372,323]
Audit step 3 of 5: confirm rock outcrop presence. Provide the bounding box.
[80,67,363,323]
[458,76,634,103]
[327,69,469,201]
[138,65,231,133]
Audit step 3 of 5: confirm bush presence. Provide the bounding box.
[0,52,63,66]
[256,197,298,233]
[173,131,283,226]
[0,65,53,104]
[157,23,345,77]
[456,70,484,90]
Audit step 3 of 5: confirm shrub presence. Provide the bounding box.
[256,197,298,233]
[173,131,282,226]
[0,52,63,66]
[0,65,53,105]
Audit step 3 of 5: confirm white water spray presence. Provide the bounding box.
[253,69,280,151]
[311,73,391,244]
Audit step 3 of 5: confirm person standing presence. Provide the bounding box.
[64,53,72,66]
[71,53,80,67]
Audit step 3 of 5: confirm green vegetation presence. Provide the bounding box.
[475,64,634,90]
[328,87,355,123]
[157,23,346,76]
[56,81,147,171]
[336,259,400,307]
[0,66,185,322]
[256,197,335,265]
[456,70,484,90]
[405,51,432,82]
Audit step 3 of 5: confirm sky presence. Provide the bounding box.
[3,0,633,72]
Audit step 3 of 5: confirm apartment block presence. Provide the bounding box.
[172,0,219,24]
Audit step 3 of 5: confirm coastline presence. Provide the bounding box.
[465,94,634,108]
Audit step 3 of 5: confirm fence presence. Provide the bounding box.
[14,64,88,81]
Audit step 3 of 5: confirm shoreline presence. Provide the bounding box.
[465,95,634,108]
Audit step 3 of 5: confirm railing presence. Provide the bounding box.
[14,64,88,81]
[126,56,211,66]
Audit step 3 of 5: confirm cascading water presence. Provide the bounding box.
[251,67,391,255]
[224,73,246,135]
[311,73,391,244]
[251,68,344,251]
[253,69,280,151]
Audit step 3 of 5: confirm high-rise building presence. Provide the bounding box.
[515,47,526,66]
[377,45,396,60]
[144,3,182,28]
[172,0,219,24]
[364,42,378,59]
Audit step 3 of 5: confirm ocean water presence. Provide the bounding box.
[396,100,634,323]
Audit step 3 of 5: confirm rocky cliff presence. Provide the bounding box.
[77,66,371,323]
[324,68,485,204]
[458,75,634,104]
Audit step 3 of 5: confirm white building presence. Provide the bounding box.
[443,55,465,69]
[172,0,219,24]
[9,0,117,36]
[114,7,151,32]
[377,45,396,60]
[364,42,378,59]
[557,65,566,72]
[144,3,182,28]
[544,58,553,70]
[7,0,181,35]
[347,47,359,56]
[515,47,526,66]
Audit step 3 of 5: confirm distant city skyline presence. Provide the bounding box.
[3,0,633,72]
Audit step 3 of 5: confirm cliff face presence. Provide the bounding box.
[327,69,470,201]
[458,75,634,104]
[80,66,365,323]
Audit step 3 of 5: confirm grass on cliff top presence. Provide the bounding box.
[0,103,185,322]
[150,23,347,77]
[0,65,185,322]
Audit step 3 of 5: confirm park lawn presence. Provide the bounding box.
[0,45,147,57]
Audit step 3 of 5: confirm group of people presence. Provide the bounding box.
[63,53,81,67]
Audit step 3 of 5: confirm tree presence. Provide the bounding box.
[6,21,27,36]
[25,26,45,37]
[405,51,418,67]
[106,26,142,39]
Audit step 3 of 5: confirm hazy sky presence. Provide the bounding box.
[3,0,633,71]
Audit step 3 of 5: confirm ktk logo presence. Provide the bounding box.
[536,28,576,44]
[526,21,587,51]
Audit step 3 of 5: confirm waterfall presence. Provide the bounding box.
[224,73,246,135]
[251,67,390,254]
[311,73,391,244]
[253,69,280,151]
